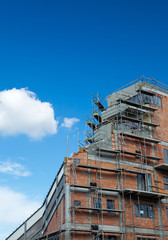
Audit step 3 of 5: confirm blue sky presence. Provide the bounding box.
[0,0,168,239]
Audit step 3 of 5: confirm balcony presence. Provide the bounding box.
[155,163,168,171]
[122,188,167,198]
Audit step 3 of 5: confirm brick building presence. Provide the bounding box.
[7,77,168,240]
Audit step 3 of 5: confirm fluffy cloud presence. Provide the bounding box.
[0,187,41,239]
[61,117,80,128]
[0,88,58,139]
[0,187,40,223]
[0,161,31,177]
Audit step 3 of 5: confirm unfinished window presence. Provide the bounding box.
[137,174,145,191]
[147,174,152,191]
[90,182,97,187]
[129,93,161,107]
[93,197,102,209]
[135,204,154,219]
[91,224,99,230]
[73,158,80,165]
[73,200,81,207]
[164,149,168,164]
[163,177,168,190]
[95,236,102,240]
[137,173,152,192]
[129,94,141,104]
[107,199,115,215]
[137,238,156,240]
[142,93,151,104]
[108,236,117,240]
[153,95,162,107]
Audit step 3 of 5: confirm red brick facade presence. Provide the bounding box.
[43,81,168,240]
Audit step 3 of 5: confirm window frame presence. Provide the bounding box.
[129,93,162,108]
[108,236,117,240]
[107,199,115,215]
[73,200,81,207]
[167,208,168,220]
[93,197,102,209]
[163,176,168,190]
[135,203,154,219]
[164,149,168,164]
[137,173,152,192]
[137,238,156,240]
[95,236,102,240]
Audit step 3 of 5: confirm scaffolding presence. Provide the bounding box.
[70,77,168,240]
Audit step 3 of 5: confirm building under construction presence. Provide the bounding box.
[7,77,168,240]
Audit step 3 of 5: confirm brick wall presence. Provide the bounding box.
[43,200,62,235]
[43,90,168,240]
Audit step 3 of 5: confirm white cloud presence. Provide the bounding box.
[0,88,58,139]
[0,161,31,177]
[61,117,80,128]
[0,187,41,239]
